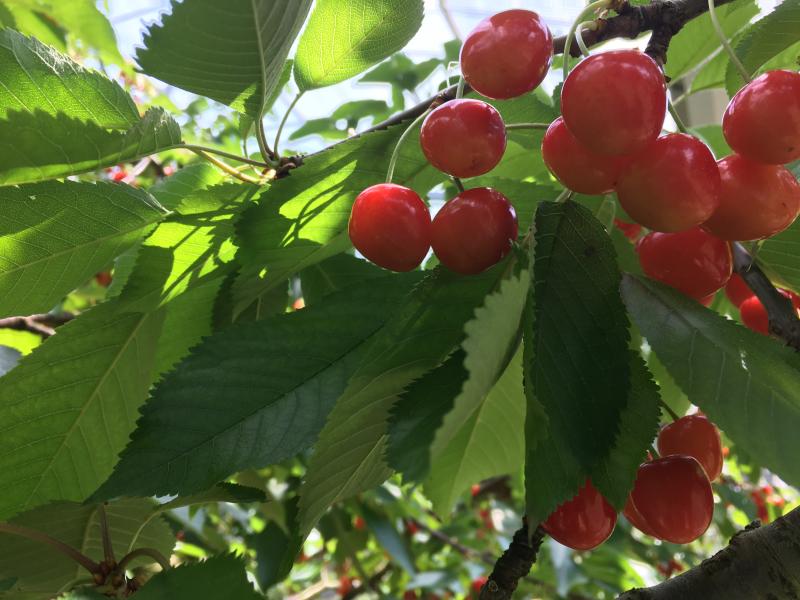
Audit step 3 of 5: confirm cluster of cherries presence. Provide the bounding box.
[542,413,722,550]
[349,9,555,275]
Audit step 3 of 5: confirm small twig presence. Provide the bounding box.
[479,519,547,600]
[0,312,74,338]
[451,176,465,193]
[98,504,115,565]
[733,243,800,350]
[0,522,100,574]
[341,563,392,600]
[116,547,170,573]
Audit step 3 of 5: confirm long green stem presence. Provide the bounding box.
[707,0,750,83]
[574,23,592,58]
[386,110,430,183]
[562,0,610,82]
[189,149,264,184]
[117,548,170,573]
[505,123,550,131]
[659,399,680,422]
[274,91,304,158]
[668,98,689,134]
[182,144,270,168]
[0,523,100,574]
[455,75,466,99]
[256,117,275,163]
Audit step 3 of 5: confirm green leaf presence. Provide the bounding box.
[300,253,387,305]
[725,0,800,96]
[92,274,420,501]
[0,303,165,520]
[136,0,312,119]
[0,499,173,600]
[0,181,166,317]
[250,496,302,591]
[0,29,135,126]
[430,269,530,458]
[362,505,416,575]
[158,483,266,511]
[133,554,261,600]
[294,0,424,91]
[530,201,630,466]
[760,217,800,292]
[424,350,526,516]
[664,0,758,81]
[298,263,508,533]
[359,53,441,92]
[233,124,439,314]
[150,163,226,212]
[0,2,67,52]
[387,353,466,481]
[621,274,800,487]
[0,107,182,186]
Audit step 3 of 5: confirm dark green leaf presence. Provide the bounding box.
[300,254,387,305]
[136,0,312,118]
[133,554,261,600]
[158,483,266,511]
[362,505,416,574]
[760,216,800,292]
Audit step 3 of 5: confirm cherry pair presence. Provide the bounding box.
[543,414,721,549]
[348,184,517,275]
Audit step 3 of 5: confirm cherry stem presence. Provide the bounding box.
[650,444,661,459]
[117,547,171,573]
[505,123,550,131]
[555,188,575,203]
[385,109,430,183]
[98,504,115,565]
[451,176,465,193]
[181,144,271,168]
[255,117,277,163]
[455,75,466,100]
[574,23,593,58]
[0,522,100,574]
[707,0,751,83]
[562,0,611,82]
[659,400,681,422]
[667,97,690,134]
[189,149,264,185]
[274,91,304,159]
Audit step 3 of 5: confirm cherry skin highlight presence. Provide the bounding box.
[636,228,733,300]
[561,50,666,156]
[542,480,617,550]
[431,187,518,275]
[657,414,724,481]
[703,154,800,241]
[725,273,755,307]
[348,184,431,272]
[616,134,720,232]
[419,99,507,178]
[460,9,553,100]
[541,117,630,194]
[723,70,800,165]
[629,455,714,544]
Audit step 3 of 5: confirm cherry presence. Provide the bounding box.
[614,219,643,242]
[740,291,800,335]
[460,9,553,100]
[353,516,366,531]
[636,228,732,300]
[725,273,754,307]
[348,184,431,272]
[723,70,800,165]
[703,154,800,241]
[419,99,506,178]
[623,494,658,536]
[94,271,113,288]
[338,577,354,597]
[616,134,720,232]
[471,577,488,595]
[541,117,631,194]
[629,455,713,544]
[542,480,617,550]
[561,50,666,156]
[657,414,723,481]
[431,187,518,275]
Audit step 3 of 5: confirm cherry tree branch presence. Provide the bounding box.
[0,312,74,338]
[479,520,547,600]
[619,507,800,598]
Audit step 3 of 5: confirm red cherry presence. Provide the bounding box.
[460,9,553,100]
[542,480,617,550]
[353,516,366,531]
[112,169,128,182]
[657,415,724,481]
[614,219,643,242]
[94,271,113,288]
[404,592,418,600]
[405,520,419,536]
[419,99,506,178]
[541,117,630,194]
[431,187,518,275]
[703,154,800,241]
[561,50,666,156]
[470,483,481,497]
[629,456,713,544]
[348,184,431,272]
[723,70,800,165]
[636,228,732,300]
[471,577,488,594]
[725,273,754,307]
[338,577,354,596]
[740,295,770,335]
[292,297,305,310]
[616,134,720,232]
[699,293,716,307]
[623,494,658,536]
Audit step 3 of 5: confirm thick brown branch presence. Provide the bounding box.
[733,243,800,351]
[479,520,547,600]
[0,312,74,338]
[619,507,800,599]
